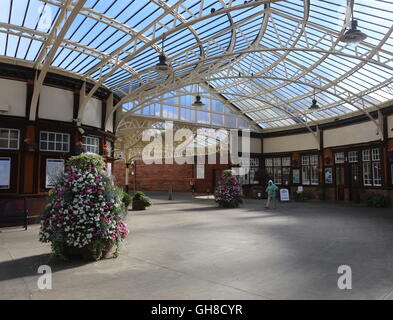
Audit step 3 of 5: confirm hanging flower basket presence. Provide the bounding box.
[103,143,111,157]
[74,141,84,155]
[24,138,37,152]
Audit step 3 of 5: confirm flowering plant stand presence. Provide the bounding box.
[39,154,129,261]
[214,170,243,208]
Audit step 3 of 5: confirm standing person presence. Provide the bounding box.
[265,180,279,209]
[190,178,195,197]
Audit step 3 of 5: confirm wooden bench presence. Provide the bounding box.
[0,198,28,230]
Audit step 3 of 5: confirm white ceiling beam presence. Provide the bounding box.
[28,0,87,121]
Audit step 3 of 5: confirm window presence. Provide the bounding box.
[371,148,380,161]
[0,157,11,189]
[40,131,70,152]
[238,157,259,185]
[301,155,319,185]
[362,148,382,187]
[348,151,358,163]
[0,128,19,150]
[82,136,100,154]
[362,149,370,161]
[265,156,291,185]
[335,152,345,164]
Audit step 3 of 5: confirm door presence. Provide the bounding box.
[212,169,222,193]
[335,166,345,200]
[349,163,360,202]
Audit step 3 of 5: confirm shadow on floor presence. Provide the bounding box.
[0,253,93,282]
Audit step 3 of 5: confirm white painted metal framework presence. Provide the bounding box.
[1,0,393,133]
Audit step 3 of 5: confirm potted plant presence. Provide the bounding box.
[132,191,152,210]
[214,170,243,208]
[39,153,129,261]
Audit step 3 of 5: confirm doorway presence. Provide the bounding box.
[349,163,360,202]
[335,166,345,200]
[212,169,222,193]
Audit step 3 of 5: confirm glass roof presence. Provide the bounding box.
[0,0,392,131]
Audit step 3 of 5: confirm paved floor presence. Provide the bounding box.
[1,192,393,300]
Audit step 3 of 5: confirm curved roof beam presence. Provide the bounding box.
[109,9,267,93]
[150,0,206,68]
[28,0,87,121]
[0,22,142,84]
[78,0,280,120]
[215,0,310,93]
[113,45,393,111]
[42,0,163,55]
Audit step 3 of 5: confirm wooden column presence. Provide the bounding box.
[22,125,36,194]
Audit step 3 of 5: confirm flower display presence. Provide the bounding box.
[39,154,129,260]
[214,170,243,208]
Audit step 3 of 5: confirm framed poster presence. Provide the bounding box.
[325,167,333,184]
[0,157,11,189]
[292,169,300,184]
[46,159,65,188]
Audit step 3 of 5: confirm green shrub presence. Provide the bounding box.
[122,192,132,208]
[67,153,106,171]
[132,191,152,207]
[223,169,233,176]
[365,193,389,208]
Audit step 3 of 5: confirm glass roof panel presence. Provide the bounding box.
[0,0,392,131]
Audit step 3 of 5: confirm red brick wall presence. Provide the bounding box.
[135,161,193,192]
[113,160,126,188]
[113,158,230,193]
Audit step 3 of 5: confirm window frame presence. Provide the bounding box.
[82,135,100,154]
[0,128,20,150]
[39,131,70,153]
[361,148,382,187]
[301,154,319,185]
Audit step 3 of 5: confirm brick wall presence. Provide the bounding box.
[113,158,229,193]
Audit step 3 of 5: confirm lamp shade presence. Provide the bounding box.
[340,20,367,44]
[192,95,205,107]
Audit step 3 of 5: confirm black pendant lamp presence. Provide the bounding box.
[339,1,367,44]
[309,89,319,110]
[155,35,171,73]
[193,84,205,107]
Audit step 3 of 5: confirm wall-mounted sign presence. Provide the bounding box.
[0,157,11,189]
[325,167,333,184]
[46,159,65,188]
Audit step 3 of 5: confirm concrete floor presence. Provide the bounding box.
[1,192,393,300]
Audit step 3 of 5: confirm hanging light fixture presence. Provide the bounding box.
[309,89,319,110]
[193,84,205,107]
[155,35,171,73]
[339,1,367,44]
